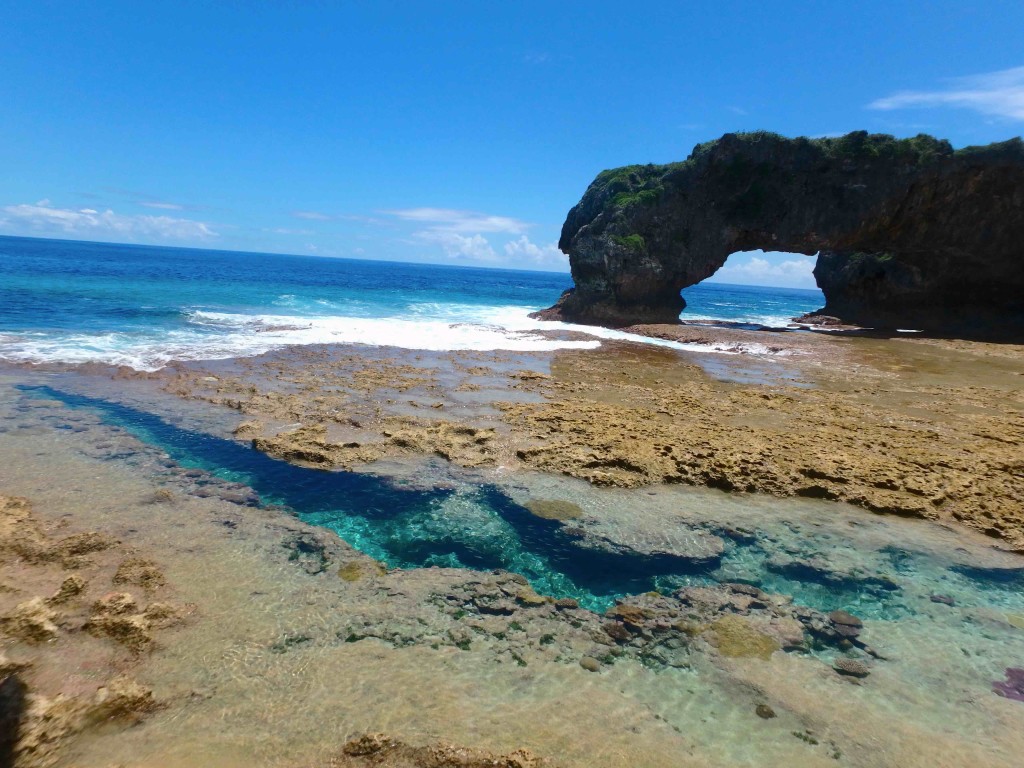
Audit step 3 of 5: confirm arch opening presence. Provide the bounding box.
[679,250,823,329]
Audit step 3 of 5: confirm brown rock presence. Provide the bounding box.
[332,733,550,767]
[828,610,863,628]
[607,604,651,627]
[93,592,137,616]
[2,598,59,643]
[47,574,87,605]
[602,622,632,643]
[51,531,115,563]
[523,499,584,521]
[113,557,166,591]
[707,616,780,660]
[833,657,871,678]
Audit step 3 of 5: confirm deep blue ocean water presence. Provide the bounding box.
[0,235,824,369]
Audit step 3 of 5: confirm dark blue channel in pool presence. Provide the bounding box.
[21,384,1018,617]
[19,384,705,609]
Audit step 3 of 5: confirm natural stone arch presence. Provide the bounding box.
[537,131,1024,336]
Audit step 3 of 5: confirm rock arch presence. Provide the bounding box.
[538,131,1024,336]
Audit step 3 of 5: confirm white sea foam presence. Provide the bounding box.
[680,313,801,329]
[0,304,790,371]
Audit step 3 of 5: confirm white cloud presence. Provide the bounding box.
[709,252,816,289]
[416,230,499,262]
[869,66,1024,121]
[384,207,529,234]
[0,201,217,242]
[293,210,333,221]
[503,236,568,269]
[140,201,185,211]
[264,227,313,235]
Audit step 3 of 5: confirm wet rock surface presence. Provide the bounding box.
[326,733,552,768]
[156,338,1024,552]
[3,372,1024,767]
[0,493,182,767]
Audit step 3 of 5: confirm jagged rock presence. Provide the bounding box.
[0,495,49,562]
[50,532,116,565]
[87,675,158,724]
[332,733,549,767]
[8,677,158,767]
[539,131,1024,337]
[93,592,137,616]
[47,574,87,605]
[2,598,59,643]
[84,593,163,653]
[0,651,27,677]
[113,557,166,591]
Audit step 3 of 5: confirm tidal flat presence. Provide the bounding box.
[2,327,1024,767]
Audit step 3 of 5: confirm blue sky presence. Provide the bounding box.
[2,1,1022,287]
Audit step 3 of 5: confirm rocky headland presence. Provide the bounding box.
[158,334,1024,552]
[538,131,1024,337]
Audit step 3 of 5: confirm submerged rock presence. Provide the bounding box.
[333,733,550,767]
[992,667,1024,702]
[833,657,871,678]
[524,499,584,521]
[558,521,725,570]
[707,616,780,660]
[767,555,898,594]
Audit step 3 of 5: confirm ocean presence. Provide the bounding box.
[0,235,824,370]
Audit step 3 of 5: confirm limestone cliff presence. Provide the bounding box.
[539,131,1024,335]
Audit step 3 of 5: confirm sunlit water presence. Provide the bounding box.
[16,383,1024,623]
[3,237,1024,766]
[0,236,824,369]
[4,373,1024,767]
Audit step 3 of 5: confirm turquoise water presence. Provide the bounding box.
[17,383,1024,623]
[0,235,825,369]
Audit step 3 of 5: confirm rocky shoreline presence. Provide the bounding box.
[156,325,1024,550]
[1,325,1024,767]
[0,493,180,767]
